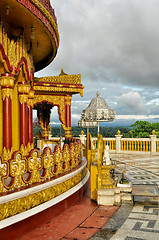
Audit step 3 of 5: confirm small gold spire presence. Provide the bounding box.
[59,68,68,76]
[117,130,121,135]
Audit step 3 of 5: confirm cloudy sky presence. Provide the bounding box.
[35,0,159,125]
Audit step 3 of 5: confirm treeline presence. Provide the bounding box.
[33,126,131,138]
[33,121,159,138]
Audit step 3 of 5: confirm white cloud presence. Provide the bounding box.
[35,1,159,124]
[118,91,146,114]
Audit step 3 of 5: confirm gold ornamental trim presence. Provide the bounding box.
[34,86,83,96]
[20,143,32,156]
[0,167,87,220]
[34,74,81,84]
[29,0,60,46]
[28,90,34,99]
[0,76,15,87]
[1,88,13,101]
[3,147,13,161]
[18,84,29,94]
[65,96,72,105]
[19,94,28,104]
[34,95,65,124]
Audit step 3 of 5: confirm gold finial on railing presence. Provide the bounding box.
[81,130,84,135]
[117,130,121,135]
[152,130,156,135]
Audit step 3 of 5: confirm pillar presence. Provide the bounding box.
[28,89,34,149]
[64,95,72,138]
[115,131,122,154]
[0,74,15,160]
[43,107,51,140]
[18,82,29,155]
[150,132,156,155]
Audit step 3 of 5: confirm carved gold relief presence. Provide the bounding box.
[0,158,7,193]
[0,141,83,195]
[42,148,54,179]
[26,0,60,46]
[0,23,34,75]
[18,84,29,94]
[34,74,81,84]
[3,147,13,161]
[54,146,63,175]
[1,88,13,101]
[27,150,42,184]
[34,95,65,125]
[0,76,15,87]
[65,96,72,105]
[0,167,87,221]
[34,86,83,96]
[19,94,28,104]
[9,152,27,189]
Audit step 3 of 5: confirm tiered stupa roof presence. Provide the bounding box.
[78,92,115,127]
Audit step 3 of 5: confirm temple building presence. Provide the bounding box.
[0,1,88,239]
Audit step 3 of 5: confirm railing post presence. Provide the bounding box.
[150,130,157,155]
[115,130,122,153]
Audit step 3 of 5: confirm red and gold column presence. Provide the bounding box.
[64,95,72,138]
[18,82,29,156]
[28,89,34,150]
[0,74,15,161]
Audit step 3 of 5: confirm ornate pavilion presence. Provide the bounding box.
[0,1,88,239]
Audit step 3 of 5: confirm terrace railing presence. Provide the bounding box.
[79,132,159,155]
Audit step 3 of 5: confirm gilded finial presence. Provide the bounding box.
[59,68,68,76]
[152,130,156,135]
[117,130,121,135]
[96,91,100,97]
[81,130,84,135]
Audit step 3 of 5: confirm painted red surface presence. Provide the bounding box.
[20,101,28,147]
[65,104,71,128]
[3,95,12,151]
[28,105,33,144]
[19,188,119,240]
[0,179,89,240]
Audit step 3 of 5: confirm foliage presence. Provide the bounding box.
[33,121,159,138]
[33,125,131,138]
[124,120,159,138]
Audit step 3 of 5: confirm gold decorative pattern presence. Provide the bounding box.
[0,25,34,75]
[19,94,28,104]
[34,86,83,97]
[9,152,27,189]
[27,149,42,184]
[42,148,54,179]
[0,158,7,193]
[0,141,83,192]
[0,167,87,221]
[3,147,13,161]
[1,88,13,101]
[34,95,65,125]
[65,95,72,105]
[34,74,81,84]
[28,0,60,46]
[0,76,15,87]
[18,84,29,94]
